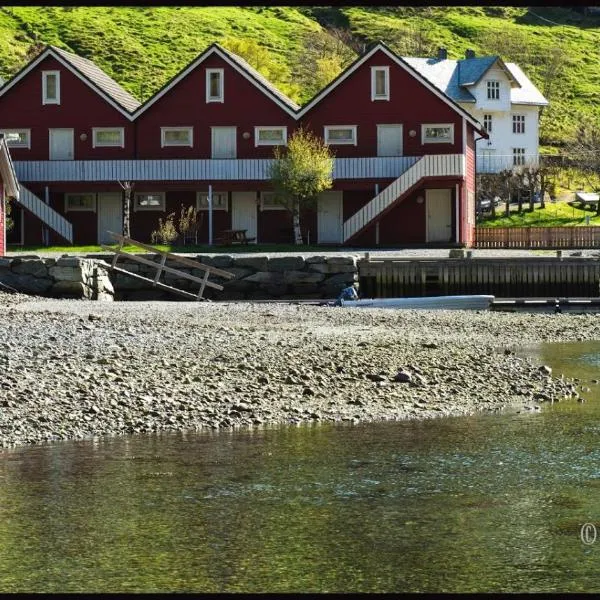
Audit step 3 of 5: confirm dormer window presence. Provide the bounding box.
[206,69,224,103]
[42,71,60,105]
[486,80,500,100]
[371,66,389,101]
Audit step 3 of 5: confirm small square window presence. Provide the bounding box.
[0,129,30,148]
[421,124,454,144]
[255,127,287,146]
[487,80,500,100]
[512,115,525,134]
[134,192,165,211]
[260,192,286,211]
[197,191,228,211]
[161,127,193,147]
[324,126,357,146]
[371,66,389,101]
[206,69,224,103]
[43,71,60,105]
[92,128,124,148]
[65,193,96,212]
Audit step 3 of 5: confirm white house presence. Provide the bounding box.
[404,49,548,173]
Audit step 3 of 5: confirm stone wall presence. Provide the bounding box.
[0,254,359,301]
[0,256,114,300]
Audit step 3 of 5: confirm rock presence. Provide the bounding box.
[302,387,315,396]
[394,371,412,383]
[366,373,387,382]
[539,365,552,375]
[422,342,439,349]
[283,271,325,284]
[267,256,305,272]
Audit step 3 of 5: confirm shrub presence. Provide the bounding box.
[151,212,178,245]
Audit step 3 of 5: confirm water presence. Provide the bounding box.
[2,342,600,592]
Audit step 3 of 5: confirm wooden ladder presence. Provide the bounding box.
[101,232,235,300]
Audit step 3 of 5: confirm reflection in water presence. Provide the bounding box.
[1,342,600,591]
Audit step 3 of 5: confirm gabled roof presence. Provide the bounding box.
[0,45,140,118]
[0,134,20,200]
[403,55,548,107]
[296,41,486,135]
[133,42,299,119]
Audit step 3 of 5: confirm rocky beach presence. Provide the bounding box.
[0,290,599,448]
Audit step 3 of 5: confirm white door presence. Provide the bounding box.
[426,189,453,243]
[97,193,122,244]
[211,127,237,158]
[49,128,74,160]
[377,124,403,157]
[317,191,343,244]
[231,191,257,242]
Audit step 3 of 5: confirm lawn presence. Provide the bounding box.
[478,200,600,228]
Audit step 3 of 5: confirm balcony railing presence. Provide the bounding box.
[476,154,540,174]
[13,156,421,183]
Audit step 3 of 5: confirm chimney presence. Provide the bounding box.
[465,49,475,59]
[437,47,447,60]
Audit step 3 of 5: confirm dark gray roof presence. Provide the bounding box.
[50,45,141,113]
[216,44,300,112]
[403,55,548,106]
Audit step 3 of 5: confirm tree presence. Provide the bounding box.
[118,180,134,238]
[269,127,334,245]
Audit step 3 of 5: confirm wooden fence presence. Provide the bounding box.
[475,227,600,249]
[358,257,600,298]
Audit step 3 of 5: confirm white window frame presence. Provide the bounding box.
[133,192,165,212]
[206,68,224,103]
[0,129,31,149]
[254,126,287,147]
[64,192,96,213]
[371,66,390,101]
[486,80,500,100]
[161,126,194,148]
[324,125,357,146]
[92,127,125,148]
[197,191,228,211]
[421,123,455,144]
[483,114,492,134]
[42,70,60,105]
[260,191,286,211]
[512,114,525,134]
[512,148,526,166]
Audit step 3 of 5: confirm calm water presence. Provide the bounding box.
[2,342,600,592]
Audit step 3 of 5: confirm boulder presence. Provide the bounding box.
[50,281,90,299]
[267,256,305,272]
[10,259,49,277]
[232,256,268,271]
[243,271,285,285]
[283,270,325,284]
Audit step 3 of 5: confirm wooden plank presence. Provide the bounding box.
[111,266,205,300]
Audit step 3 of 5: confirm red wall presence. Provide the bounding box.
[463,125,476,247]
[0,183,4,256]
[0,56,135,161]
[135,54,297,159]
[300,49,464,158]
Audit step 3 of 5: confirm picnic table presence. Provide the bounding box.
[575,192,600,209]
[215,229,256,245]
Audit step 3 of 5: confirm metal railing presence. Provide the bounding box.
[476,154,540,174]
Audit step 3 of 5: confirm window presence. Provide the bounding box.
[255,126,287,146]
[483,114,492,133]
[134,192,165,211]
[371,66,390,101]
[512,114,525,134]
[161,127,193,147]
[92,128,124,148]
[513,148,526,166]
[42,71,60,105]
[260,191,285,211]
[421,123,454,144]
[324,125,357,146]
[65,193,95,212]
[0,129,30,148]
[486,80,500,100]
[206,68,224,103]
[197,191,228,211]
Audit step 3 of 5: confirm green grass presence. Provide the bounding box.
[478,201,600,228]
[0,6,599,145]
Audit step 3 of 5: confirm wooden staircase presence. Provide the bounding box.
[16,185,73,243]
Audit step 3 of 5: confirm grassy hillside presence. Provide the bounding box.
[0,5,599,150]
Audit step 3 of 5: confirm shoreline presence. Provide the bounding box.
[0,292,597,448]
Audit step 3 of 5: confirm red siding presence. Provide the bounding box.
[135,55,297,160]
[0,56,134,161]
[301,49,464,158]
[464,124,477,247]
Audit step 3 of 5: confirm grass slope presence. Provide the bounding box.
[0,6,598,147]
[479,201,600,228]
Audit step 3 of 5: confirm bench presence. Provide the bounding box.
[215,229,256,245]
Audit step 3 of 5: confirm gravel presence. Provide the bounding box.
[0,290,597,447]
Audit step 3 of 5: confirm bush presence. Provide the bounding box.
[151,213,177,245]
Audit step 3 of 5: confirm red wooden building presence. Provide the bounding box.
[0,134,20,256]
[0,42,486,248]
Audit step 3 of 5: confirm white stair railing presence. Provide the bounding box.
[343,154,465,242]
[16,185,73,244]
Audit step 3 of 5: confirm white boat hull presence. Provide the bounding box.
[339,295,494,310]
